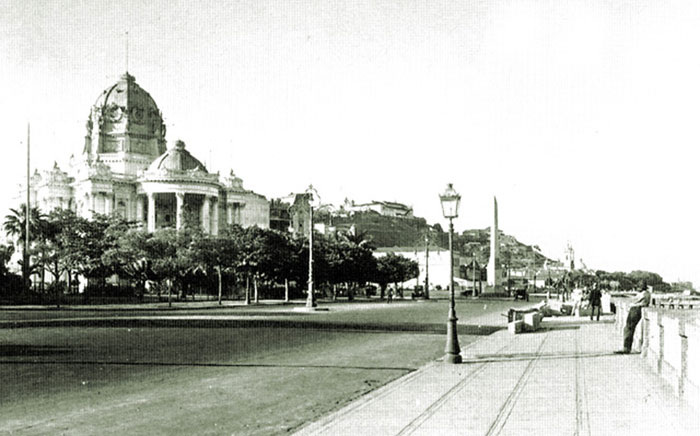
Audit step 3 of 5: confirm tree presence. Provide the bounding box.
[102,229,153,300]
[34,209,77,306]
[628,270,669,291]
[188,231,238,305]
[103,227,186,306]
[3,205,44,248]
[3,204,45,291]
[257,229,299,299]
[66,214,130,291]
[375,253,419,298]
[0,244,14,277]
[0,243,23,296]
[342,228,375,251]
[226,225,260,304]
[144,229,189,307]
[328,232,377,299]
[324,238,347,300]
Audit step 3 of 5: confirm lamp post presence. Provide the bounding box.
[424,234,430,299]
[305,185,319,309]
[440,183,462,364]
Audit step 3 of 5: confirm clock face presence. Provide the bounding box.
[131,106,145,124]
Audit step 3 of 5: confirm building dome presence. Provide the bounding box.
[93,72,160,118]
[83,73,167,171]
[147,140,208,173]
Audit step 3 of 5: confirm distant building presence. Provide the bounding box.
[27,72,269,233]
[374,246,472,290]
[564,242,575,271]
[269,193,314,238]
[343,199,413,218]
[269,198,293,232]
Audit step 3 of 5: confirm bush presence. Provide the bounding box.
[0,272,24,296]
[84,283,136,298]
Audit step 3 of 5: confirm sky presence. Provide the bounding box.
[1,0,699,285]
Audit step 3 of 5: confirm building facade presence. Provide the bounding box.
[374,247,469,290]
[343,199,413,218]
[30,73,269,232]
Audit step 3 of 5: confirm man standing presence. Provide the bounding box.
[616,283,651,354]
[588,283,602,321]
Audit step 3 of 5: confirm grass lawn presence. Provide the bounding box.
[1,299,533,435]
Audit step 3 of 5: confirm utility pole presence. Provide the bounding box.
[424,234,430,299]
[24,123,30,292]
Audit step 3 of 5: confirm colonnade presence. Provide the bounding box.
[139,192,244,234]
[84,190,245,235]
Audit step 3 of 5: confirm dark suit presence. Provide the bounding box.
[588,288,602,321]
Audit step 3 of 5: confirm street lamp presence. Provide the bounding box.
[440,183,462,364]
[305,185,319,308]
[472,258,478,297]
[424,234,430,300]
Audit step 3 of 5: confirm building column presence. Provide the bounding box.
[147,192,156,232]
[211,197,219,235]
[175,192,185,230]
[201,195,211,234]
[90,193,96,217]
[237,203,246,225]
[135,195,144,227]
[104,193,112,216]
[227,203,234,226]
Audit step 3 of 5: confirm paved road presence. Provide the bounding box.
[0,299,528,334]
[1,299,529,436]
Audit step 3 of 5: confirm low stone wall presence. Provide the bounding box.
[614,298,700,410]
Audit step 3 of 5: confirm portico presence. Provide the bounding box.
[139,185,220,233]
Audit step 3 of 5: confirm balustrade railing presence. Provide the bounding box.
[612,297,699,411]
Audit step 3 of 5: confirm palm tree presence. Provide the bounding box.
[341,226,375,250]
[3,205,44,246]
[0,243,14,276]
[3,205,45,291]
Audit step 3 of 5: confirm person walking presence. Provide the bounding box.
[572,287,583,316]
[588,283,602,321]
[616,283,651,354]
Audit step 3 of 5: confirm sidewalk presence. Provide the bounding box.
[294,316,699,436]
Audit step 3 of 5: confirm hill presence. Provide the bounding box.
[318,210,558,268]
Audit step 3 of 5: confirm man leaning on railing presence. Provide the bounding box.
[615,283,651,354]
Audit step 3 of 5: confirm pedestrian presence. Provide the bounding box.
[616,283,651,354]
[563,272,572,301]
[588,283,602,321]
[572,287,583,316]
[387,287,393,303]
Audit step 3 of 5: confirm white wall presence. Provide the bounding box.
[374,249,452,289]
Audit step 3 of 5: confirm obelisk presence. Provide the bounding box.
[487,196,500,289]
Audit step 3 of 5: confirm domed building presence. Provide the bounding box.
[30,73,269,233]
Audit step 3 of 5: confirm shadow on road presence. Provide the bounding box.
[0,359,418,372]
[0,344,75,357]
[1,318,504,335]
[462,350,620,365]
